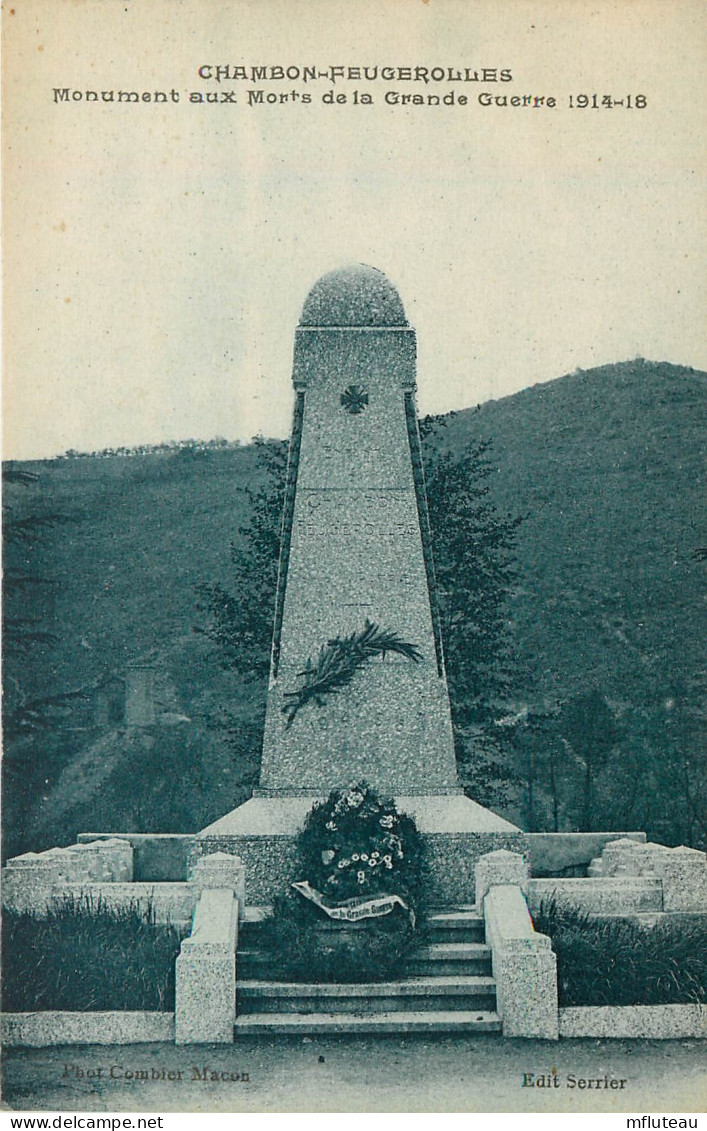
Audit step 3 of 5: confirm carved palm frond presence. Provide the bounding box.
[282,619,421,727]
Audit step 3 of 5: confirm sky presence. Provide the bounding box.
[3,0,706,459]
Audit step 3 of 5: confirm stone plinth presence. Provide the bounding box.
[197,793,525,905]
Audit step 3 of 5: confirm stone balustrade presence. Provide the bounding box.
[475,850,558,1040]
[175,887,239,1044]
[1,845,249,934]
[175,853,247,1043]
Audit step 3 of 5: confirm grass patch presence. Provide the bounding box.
[1,896,187,1012]
[533,899,707,1007]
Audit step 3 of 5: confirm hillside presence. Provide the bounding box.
[3,442,262,701]
[3,360,706,854]
[2,442,267,854]
[446,360,706,706]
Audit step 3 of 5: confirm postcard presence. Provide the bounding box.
[2,0,706,1118]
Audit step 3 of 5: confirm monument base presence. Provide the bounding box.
[196,794,527,905]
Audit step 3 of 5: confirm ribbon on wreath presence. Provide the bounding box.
[291,880,415,926]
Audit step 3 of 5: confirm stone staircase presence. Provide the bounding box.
[234,907,501,1035]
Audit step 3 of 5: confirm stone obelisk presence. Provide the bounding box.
[200,266,522,903]
[259,264,458,795]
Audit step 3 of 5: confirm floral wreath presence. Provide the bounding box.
[295,781,423,905]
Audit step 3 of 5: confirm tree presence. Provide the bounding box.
[2,464,76,856]
[511,704,566,832]
[419,416,525,806]
[3,465,59,666]
[194,437,287,681]
[556,688,623,830]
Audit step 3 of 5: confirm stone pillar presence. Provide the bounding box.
[90,838,134,882]
[475,848,529,909]
[36,848,76,884]
[65,842,107,881]
[175,888,238,1044]
[190,852,246,918]
[656,846,707,912]
[2,853,61,914]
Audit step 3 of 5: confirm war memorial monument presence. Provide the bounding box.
[2,266,706,1047]
[196,264,524,905]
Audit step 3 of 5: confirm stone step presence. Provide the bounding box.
[407,942,492,977]
[233,1009,502,1035]
[235,954,490,981]
[236,975,496,1015]
[238,906,271,943]
[425,912,485,944]
[238,907,487,955]
[236,949,280,977]
[238,940,493,977]
[242,905,272,922]
[425,928,486,945]
[427,910,484,929]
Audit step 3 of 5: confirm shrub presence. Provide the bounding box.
[534,899,707,1007]
[262,783,424,982]
[1,896,187,1012]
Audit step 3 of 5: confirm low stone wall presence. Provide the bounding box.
[1,1011,175,1048]
[5,1004,704,1045]
[527,877,663,916]
[66,882,197,924]
[589,839,707,913]
[559,1004,707,1039]
[3,840,135,915]
[3,881,197,925]
[78,833,195,882]
[526,832,646,877]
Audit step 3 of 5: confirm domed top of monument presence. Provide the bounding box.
[299,264,408,327]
